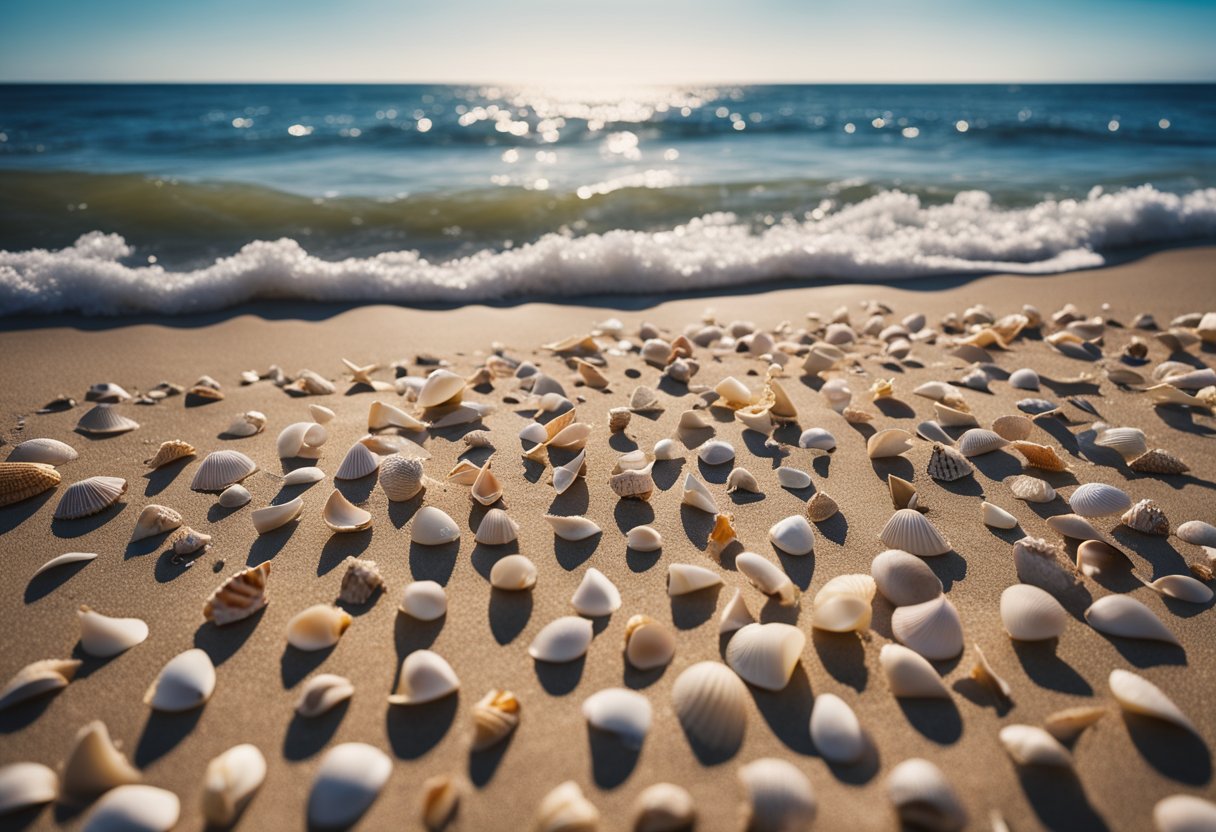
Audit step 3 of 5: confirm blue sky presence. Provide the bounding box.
[2,0,1214,83]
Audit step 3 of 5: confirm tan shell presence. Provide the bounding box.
[471,689,520,751]
[144,440,196,469]
[420,775,461,831]
[287,605,352,651]
[624,615,676,670]
[1128,448,1189,475]
[0,658,81,711]
[296,674,355,718]
[1043,706,1106,742]
[806,492,839,522]
[608,407,631,432]
[338,557,384,604]
[610,468,655,501]
[992,414,1034,441]
[62,720,140,798]
[471,459,504,506]
[1010,441,1069,472]
[379,455,425,501]
[129,504,183,542]
[172,528,211,557]
[887,474,918,511]
[204,562,271,625]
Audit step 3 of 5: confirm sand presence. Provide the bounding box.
[1,246,1215,831]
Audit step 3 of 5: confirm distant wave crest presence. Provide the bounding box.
[2,185,1214,316]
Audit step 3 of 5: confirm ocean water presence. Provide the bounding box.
[1,83,1214,315]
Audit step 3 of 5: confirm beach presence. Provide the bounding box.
[1,245,1214,830]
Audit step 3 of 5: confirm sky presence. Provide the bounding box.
[2,0,1215,84]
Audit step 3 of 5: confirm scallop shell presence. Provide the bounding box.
[322,490,372,533]
[891,596,963,660]
[529,616,594,663]
[388,650,459,704]
[32,551,97,578]
[582,688,652,749]
[251,496,303,534]
[810,693,865,764]
[1000,584,1068,641]
[286,605,352,651]
[307,743,392,829]
[738,757,817,832]
[879,509,951,557]
[871,550,942,606]
[471,689,520,751]
[0,461,62,507]
[335,443,381,481]
[129,504,182,542]
[867,428,914,459]
[1008,475,1056,503]
[571,568,621,617]
[1067,482,1132,518]
[981,501,1018,529]
[811,574,876,633]
[368,400,428,432]
[0,762,58,814]
[769,515,815,556]
[399,581,447,621]
[378,455,425,502]
[671,661,748,754]
[880,644,949,698]
[144,648,215,712]
[8,437,79,466]
[282,466,324,486]
[81,785,180,832]
[736,551,798,606]
[78,605,148,658]
[992,414,1033,442]
[956,429,1009,458]
[886,758,968,832]
[1129,448,1190,475]
[668,564,723,596]
[535,781,599,832]
[1120,498,1170,535]
[412,506,461,545]
[0,658,81,711]
[218,484,251,508]
[276,421,328,459]
[54,476,127,520]
[192,450,257,492]
[490,555,537,590]
[1046,513,1107,542]
[417,369,466,408]
[798,428,836,451]
[624,615,676,670]
[1011,440,1069,472]
[999,725,1071,768]
[1085,595,1179,645]
[75,404,140,435]
[202,744,266,827]
[543,514,601,541]
[296,674,355,717]
[926,443,973,481]
[1009,368,1041,391]
[632,783,695,832]
[1014,535,1081,595]
[1109,669,1198,734]
[719,588,755,634]
[204,562,271,625]
[1043,706,1107,742]
[469,507,516,546]
[144,440,196,469]
[225,411,267,437]
[1093,425,1148,460]
[725,622,805,691]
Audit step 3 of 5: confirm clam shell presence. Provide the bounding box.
[626,525,663,551]
[821,378,852,411]
[474,508,519,545]
[571,568,621,617]
[671,661,748,754]
[286,605,352,651]
[582,688,652,749]
[368,400,428,431]
[810,693,865,764]
[251,496,303,534]
[75,404,140,435]
[871,549,942,606]
[205,562,271,625]
[891,596,963,660]
[0,461,61,507]
[1010,440,1069,472]
[880,644,949,698]
[471,689,519,751]
[129,504,182,542]
[1109,669,1198,734]
[379,455,425,501]
[1046,513,1106,542]
[1067,482,1132,518]
[276,421,328,458]
[519,421,548,446]
[202,744,266,827]
[469,459,504,505]
[412,506,461,545]
[8,437,79,466]
[543,514,601,541]
[548,422,592,450]
[1000,584,1068,640]
[296,674,355,717]
[82,785,180,832]
[867,428,914,459]
[417,369,466,408]
[0,762,58,813]
[1009,367,1041,390]
[218,484,251,508]
[981,501,1018,529]
[632,783,694,832]
[335,443,380,480]
[529,616,594,663]
[630,386,663,412]
[926,443,973,481]
[144,440,195,469]
[1177,519,1216,546]
[738,757,817,832]
[681,473,718,513]
[489,555,537,590]
[78,606,148,658]
[32,551,97,578]
[956,429,1009,457]
[811,574,876,633]
[736,552,798,606]
[61,720,139,798]
[1093,425,1148,460]
[1128,448,1189,475]
[999,725,1071,767]
[322,490,372,533]
[192,450,257,492]
[724,467,760,494]
[388,650,459,704]
[725,622,805,691]
[798,428,836,451]
[282,466,324,486]
[1085,595,1179,645]
[776,467,812,490]
[54,476,127,520]
[307,743,392,829]
[879,509,951,556]
[624,615,676,670]
[1121,498,1170,535]
[992,414,1033,442]
[144,648,215,712]
[535,781,599,832]
[1154,795,1216,832]
[886,758,967,832]
[399,581,447,621]
[1008,475,1056,503]
[769,515,815,556]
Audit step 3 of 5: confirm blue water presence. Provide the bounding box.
[1,84,1214,314]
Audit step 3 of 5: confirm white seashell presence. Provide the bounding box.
[671,661,748,753]
[999,725,1071,768]
[871,550,942,606]
[613,449,652,472]
[8,437,78,466]
[86,382,131,402]
[798,428,836,451]
[548,422,592,451]
[466,458,502,505]
[623,615,676,670]
[218,484,251,508]
[129,504,182,542]
[769,515,815,556]
[54,476,127,520]
[379,455,425,501]
[880,644,949,698]
[1067,482,1132,518]
[653,438,682,460]
[225,411,267,438]
[1093,425,1148,460]
[535,781,599,832]
[388,650,459,704]
[32,551,97,578]
[144,648,215,712]
[719,588,755,634]
[677,409,712,431]
[630,385,664,411]
[543,514,601,541]
[75,404,140,435]
[78,605,148,658]
[867,428,914,459]
[322,490,372,533]
[1085,595,1179,645]
[738,757,817,832]
[1176,519,1216,547]
[582,688,652,749]
[982,502,1018,529]
[1137,573,1214,604]
[1008,475,1056,503]
[726,622,805,691]
[471,689,520,751]
[1000,584,1068,640]
[1009,368,1041,390]
[1046,513,1106,542]
[821,378,852,411]
[697,440,735,465]
[296,674,355,717]
[276,421,328,459]
[475,508,519,545]
[736,552,798,606]
[368,400,428,431]
[307,743,392,829]
[811,574,876,633]
[0,762,58,814]
[0,658,81,711]
[626,525,663,551]
[926,444,973,481]
[171,526,211,557]
[879,509,951,556]
[61,720,139,798]
[1109,669,1198,735]
[913,381,963,404]
[610,468,656,503]
[399,581,447,621]
[552,450,586,495]
[286,605,352,651]
[801,343,845,375]
[529,616,594,662]
[489,554,536,590]
[1154,795,1216,832]
[934,402,978,428]
[417,369,466,408]
[309,404,335,424]
[335,443,380,481]
[776,467,812,489]
[956,428,1009,457]
[192,450,258,492]
[667,563,723,596]
[571,568,621,617]
[412,506,461,545]
[810,693,865,764]
[202,744,266,826]
[735,405,773,434]
[282,466,324,486]
[680,473,718,513]
[916,420,954,445]
[519,421,548,446]
[632,783,695,832]
[251,496,303,534]
[82,785,180,832]
[886,758,968,832]
[892,596,964,660]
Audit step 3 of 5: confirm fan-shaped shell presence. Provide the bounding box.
[624,615,676,670]
[681,473,718,513]
[388,650,459,704]
[811,574,876,633]
[892,596,963,660]
[471,689,520,751]
[251,497,303,534]
[412,506,461,545]
[867,428,914,459]
[736,552,798,606]
[78,606,148,658]
[490,555,537,590]
[75,404,140,435]
[582,688,652,749]
[1085,595,1179,645]
[0,762,58,813]
[8,438,78,466]
[810,693,865,764]
[999,725,1072,767]
[322,490,372,533]
[1109,669,1198,734]
[529,616,594,663]
[202,744,266,827]
[286,605,352,651]
[880,644,949,698]
[144,648,215,712]
[886,758,968,832]
[535,781,599,832]
[54,476,127,520]
[1000,584,1068,640]
[956,429,1009,458]
[192,451,257,492]
[0,659,81,711]
[871,549,942,606]
[334,443,380,481]
[1154,795,1216,832]
[473,508,519,546]
[769,515,815,556]
[544,514,601,541]
[296,674,355,717]
[307,743,392,829]
[276,421,328,459]
[0,462,61,507]
[1067,482,1132,518]
[879,509,951,556]
[725,622,805,691]
[671,661,748,754]
[399,581,447,621]
[926,444,973,481]
[129,504,182,541]
[626,525,663,551]
[571,568,621,617]
[738,757,817,832]
[81,785,180,832]
[204,562,271,625]
[1093,425,1148,460]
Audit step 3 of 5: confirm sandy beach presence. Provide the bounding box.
[2,246,1215,831]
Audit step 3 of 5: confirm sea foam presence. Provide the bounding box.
[2,185,1213,316]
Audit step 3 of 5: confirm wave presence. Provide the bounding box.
[2,185,1214,316]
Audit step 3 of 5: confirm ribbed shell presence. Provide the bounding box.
[144,440,196,469]
[891,596,964,660]
[1067,483,1132,518]
[879,509,951,556]
[926,444,973,481]
[1011,441,1069,472]
[471,689,520,751]
[1008,475,1056,503]
[335,443,381,480]
[671,662,748,754]
[75,404,140,435]
[725,623,805,691]
[54,476,127,520]
[738,757,817,832]
[1093,426,1148,460]
[1121,499,1170,535]
[204,562,271,625]
[378,455,424,501]
[191,451,257,492]
[474,508,520,545]
[956,429,1009,457]
[8,438,78,466]
[0,462,61,507]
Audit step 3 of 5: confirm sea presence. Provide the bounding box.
[1,83,1214,315]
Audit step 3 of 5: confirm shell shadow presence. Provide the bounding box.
[758,596,800,625]
[651,459,685,491]
[334,475,376,504]
[623,661,667,690]
[134,708,202,766]
[1103,636,1187,669]
[548,480,590,516]
[670,586,721,630]
[50,502,127,539]
[613,500,654,533]
[318,530,372,577]
[774,549,815,590]
[952,676,1012,717]
[679,506,715,552]
[469,730,516,788]
[811,630,868,692]
[154,546,202,583]
[394,609,445,655]
[875,398,917,419]
[750,665,815,755]
[811,454,831,478]
[143,458,190,496]
[24,558,94,603]
[1123,713,1211,785]
[246,521,299,566]
[824,732,881,785]
[870,457,913,483]
[385,694,458,760]
[0,692,58,734]
[409,540,459,584]
[925,551,968,593]
[386,493,425,529]
[280,644,335,689]
[0,490,56,534]
[554,534,601,571]
[1015,766,1111,832]
[0,804,47,831]
[282,701,349,761]
[697,459,733,484]
[587,725,641,789]
[896,698,962,745]
[1010,641,1093,695]
[626,547,661,574]
[488,589,532,645]
[534,656,586,696]
[193,611,264,666]
[469,542,520,580]
[815,512,848,545]
[608,433,639,453]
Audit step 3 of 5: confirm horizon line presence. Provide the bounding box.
[3,78,1216,87]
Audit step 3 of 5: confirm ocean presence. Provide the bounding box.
[1,83,1214,315]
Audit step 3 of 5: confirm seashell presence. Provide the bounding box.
[992,414,1033,442]
[1014,535,1081,594]
[582,688,652,749]
[8,437,78,466]
[1018,396,1060,415]
[129,504,182,542]
[399,581,447,621]
[879,509,951,556]
[867,428,914,459]
[417,369,466,408]
[202,744,266,827]
[1010,441,1068,472]
[999,725,1071,767]
[575,358,610,389]
[570,568,621,618]
[204,562,270,625]
[1093,425,1148,460]
[821,378,852,412]
[54,475,128,521]
[529,616,594,663]
[1067,482,1131,518]
[1136,573,1213,604]
[981,501,1018,529]
[810,693,865,764]
[412,506,461,545]
[738,757,817,832]
[322,490,372,533]
[1046,513,1106,542]
[335,443,381,481]
[78,605,148,658]
[871,549,942,606]
[1000,584,1068,640]
[0,658,81,711]
[802,343,845,375]
[0,761,58,814]
[296,673,355,717]
[714,376,754,408]
[798,428,836,451]
[276,421,328,459]
[913,381,964,405]
[886,758,968,832]
[677,409,712,431]
[86,382,131,403]
[1164,367,1216,390]
[653,438,682,460]
[609,468,655,503]
[613,449,652,472]
[913,422,951,448]
[1109,669,1198,735]
[671,661,748,753]
[378,455,425,502]
[706,512,738,554]
[81,785,180,832]
[607,407,631,433]
[776,467,812,490]
[667,563,723,596]
[419,775,460,832]
[32,551,97,578]
[888,475,919,511]
[471,507,517,546]
[145,648,215,712]
[192,450,258,492]
[225,411,267,437]
[388,650,459,704]
[1085,595,1179,645]
[286,605,352,651]
[547,422,592,451]
[1154,795,1216,832]
[486,554,536,592]
[1043,706,1107,742]
[880,644,949,698]
[307,743,392,829]
[696,440,735,466]
[75,404,140,435]
[472,689,520,751]
[719,588,755,634]
[519,421,549,447]
[959,367,990,391]
[632,783,694,832]
[251,496,303,534]
[468,458,504,506]
[891,596,963,660]
[543,514,602,542]
[934,402,978,428]
[535,781,599,832]
[625,525,662,552]
[281,466,324,487]
[1128,448,1189,475]
[218,484,251,508]
[805,491,839,523]
[926,443,973,481]
[1009,368,1041,391]
[140,441,195,473]
[726,467,760,494]
[680,473,718,514]
[37,394,77,413]
[736,552,798,606]
[1176,519,1216,547]
[726,622,805,690]
[956,429,1009,457]
[629,386,663,412]
[1008,475,1056,503]
[811,574,876,633]
[769,515,815,556]
[368,400,428,432]
[624,615,676,670]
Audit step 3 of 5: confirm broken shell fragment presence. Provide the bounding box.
[1043,706,1107,743]
[736,551,798,606]
[725,622,805,691]
[738,757,817,832]
[399,581,448,621]
[144,440,196,469]
[668,564,724,596]
[32,551,97,578]
[805,491,839,522]
[307,743,392,830]
[322,490,372,533]
[388,650,459,704]
[286,605,352,651]
[0,659,82,711]
[54,476,127,520]
[225,411,267,437]
[201,744,266,827]
[981,501,1018,529]
[529,616,594,663]
[582,688,652,749]
[867,428,914,459]
[681,473,718,513]
[1014,536,1081,595]
[776,467,812,490]
[489,555,537,591]
[926,443,973,481]
[472,689,520,751]
[251,496,303,534]
[798,428,836,451]
[1154,795,1216,832]
[171,528,210,559]
[204,562,271,625]
[719,588,755,634]
[129,504,183,542]
[535,781,599,832]
[144,648,215,712]
[296,674,355,717]
[78,606,148,658]
[0,462,62,507]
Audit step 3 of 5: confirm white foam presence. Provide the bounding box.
[2,185,1214,316]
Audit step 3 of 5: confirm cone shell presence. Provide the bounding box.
[582,688,652,749]
[880,644,949,698]
[1109,669,1198,735]
[75,404,140,435]
[738,757,817,832]
[543,514,601,541]
[769,515,815,556]
[571,568,621,617]
[412,506,461,545]
[1085,595,1179,645]
[879,509,951,556]
[191,450,257,492]
[671,661,748,754]
[368,400,428,432]
[810,693,865,764]
[0,762,58,814]
[129,504,183,541]
[322,490,372,533]
[529,616,594,663]
[54,476,127,520]
[81,785,180,832]
[399,581,447,621]
[144,440,196,469]
[992,414,1033,442]
[251,496,303,534]
[871,549,942,606]
[1011,441,1069,472]
[286,605,352,651]
[489,555,537,591]
[0,659,81,711]
[1008,475,1056,503]
[78,606,148,658]
[307,743,391,829]
[892,595,963,660]
[1121,499,1170,535]
[388,650,459,704]
[624,615,676,670]
[144,648,215,712]
[8,437,78,466]
[725,622,805,691]
[296,674,355,717]
[867,428,914,459]
[471,689,520,751]
[1000,584,1068,640]
[379,455,425,501]
[926,443,973,481]
[886,758,968,832]
[626,525,663,552]
[62,720,139,796]
[1067,482,1132,518]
